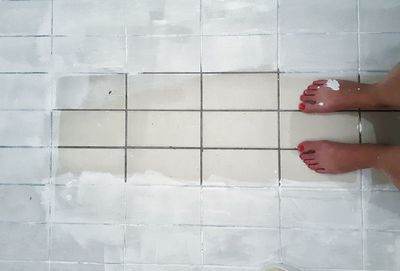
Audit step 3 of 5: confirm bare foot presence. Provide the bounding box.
[297,140,400,189]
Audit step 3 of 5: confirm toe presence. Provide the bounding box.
[307,85,319,90]
[308,163,320,170]
[300,95,316,103]
[301,102,328,113]
[297,141,321,153]
[304,89,317,95]
[299,153,315,161]
[315,168,327,173]
[313,80,327,85]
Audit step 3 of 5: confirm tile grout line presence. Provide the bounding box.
[123,71,128,269]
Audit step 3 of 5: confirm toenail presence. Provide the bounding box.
[297,144,305,152]
[299,103,305,111]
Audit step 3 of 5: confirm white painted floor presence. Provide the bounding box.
[0,0,400,270]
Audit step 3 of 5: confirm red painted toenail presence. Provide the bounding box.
[299,103,305,111]
[297,144,305,152]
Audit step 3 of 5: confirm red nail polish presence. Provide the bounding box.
[297,144,304,152]
[299,103,305,111]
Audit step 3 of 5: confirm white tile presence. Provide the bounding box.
[282,229,362,269]
[0,74,51,110]
[0,223,48,261]
[360,33,400,71]
[53,0,125,35]
[362,168,398,191]
[125,226,201,264]
[279,0,357,33]
[364,191,400,230]
[203,74,278,110]
[0,185,49,223]
[202,35,277,72]
[126,186,200,225]
[53,37,126,73]
[0,111,51,146]
[126,0,200,35]
[0,148,50,184]
[127,149,200,185]
[361,112,400,145]
[51,264,123,271]
[53,111,125,147]
[127,36,200,73]
[55,75,125,110]
[202,187,279,227]
[364,230,400,271]
[0,37,51,72]
[203,112,278,148]
[128,111,200,147]
[0,1,51,35]
[125,266,200,271]
[203,227,280,266]
[51,224,124,264]
[128,74,201,110]
[279,73,358,110]
[280,34,358,72]
[360,71,387,84]
[53,148,125,185]
[280,112,359,148]
[202,268,257,271]
[360,0,400,32]
[202,150,278,186]
[281,189,362,229]
[281,150,360,188]
[0,262,48,271]
[202,0,277,35]
[52,184,124,223]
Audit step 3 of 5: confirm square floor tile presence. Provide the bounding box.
[279,34,358,72]
[279,73,358,110]
[281,189,362,229]
[281,150,360,188]
[51,224,124,264]
[0,74,51,110]
[279,0,357,33]
[202,227,280,266]
[363,191,400,230]
[282,229,362,269]
[0,111,51,146]
[53,0,125,36]
[125,226,201,264]
[360,33,400,72]
[0,185,49,223]
[202,150,278,186]
[202,0,277,35]
[53,148,125,184]
[202,187,279,227]
[0,148,50,184]
[53,111,125,147]
[50,263,123,271]
[128,74,200,110]
[361,112,400,145]
[360,0,400,32]
[126,186,200,225]
[0,223,48,261]
[126,0,200,35]
[0,262,48,271]
[362,168,398,191]
[53,37,126,73]
[0,37,51,72]
[125,266,200,271]
[202,35,277,72]
[360,72,387,84]
[203,112,278,148]
[52,184,124,223]
[280,112,359,148]
[203,73,278,110]
[128,111,200,147]
[55,75,125,110]
[127,36,200,73]
[127,149,200,185]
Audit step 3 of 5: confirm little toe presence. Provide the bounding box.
[304,89,317,95]
[315,168,327,173]
[308,163,320,170]
[307,85,319,90]
[313,80,327,85]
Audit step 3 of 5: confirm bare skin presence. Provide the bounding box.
[297,64,400,189]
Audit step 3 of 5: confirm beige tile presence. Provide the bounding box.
[53,111,125,147]
[202,150,278,186]
[53,148,125,184]
[128,111,200,147]
[128,74,200,110]
[280,112,359,148]
[281,150,360,188]
[361,112,400,145]
[203,74,277,110]
[55,75,125,109]
[203,112,278,148]
[127,149,200,185]
[280,73,358,110]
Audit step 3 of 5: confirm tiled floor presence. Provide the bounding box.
[0,0,400,271]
